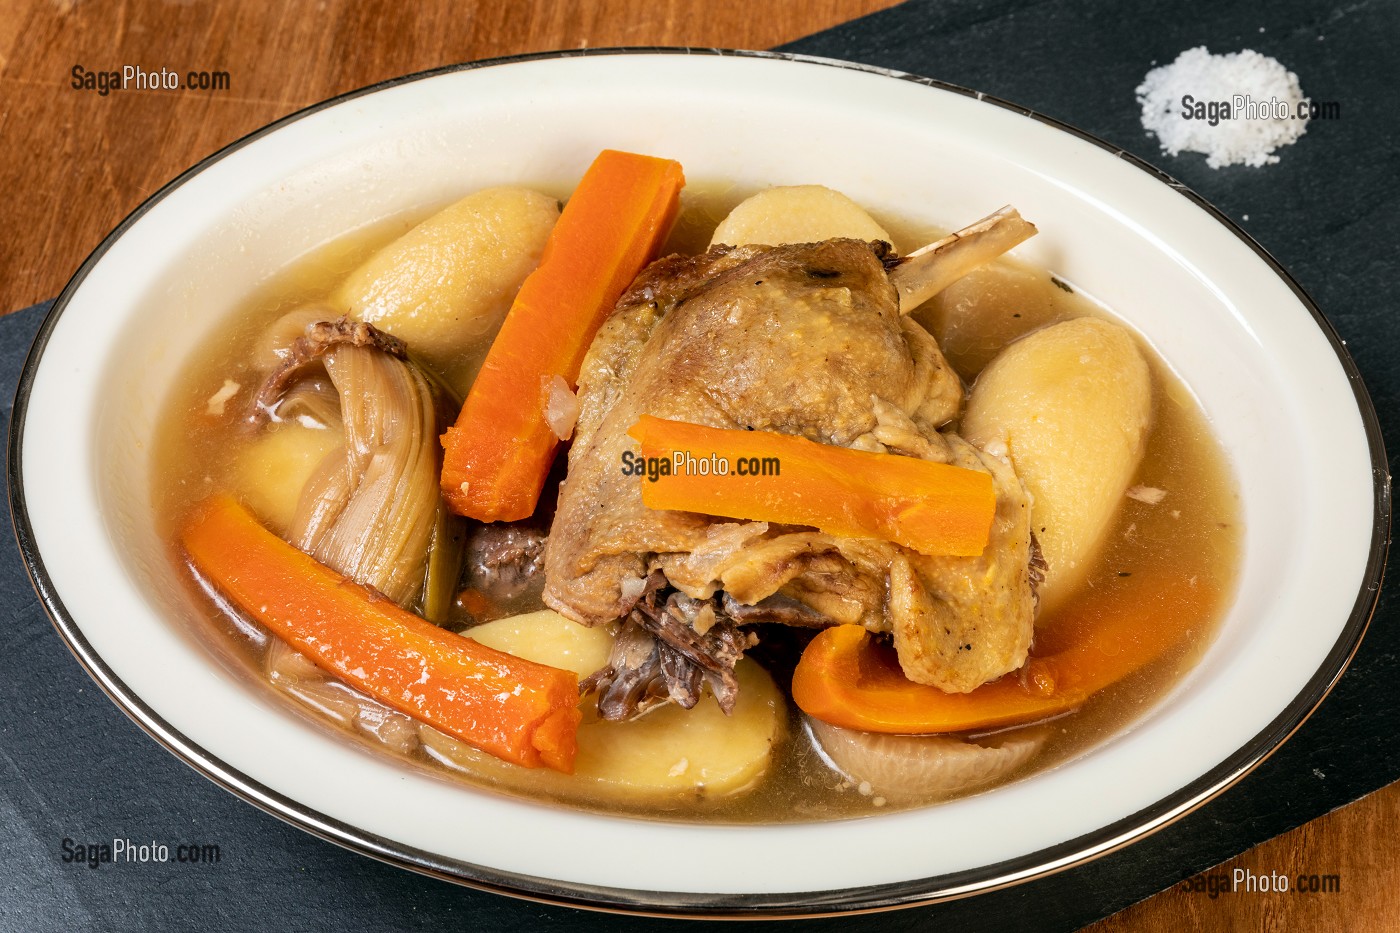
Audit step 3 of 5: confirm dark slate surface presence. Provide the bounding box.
[3,1,1397,930]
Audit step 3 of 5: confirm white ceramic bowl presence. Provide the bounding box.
[10,50,1388,915]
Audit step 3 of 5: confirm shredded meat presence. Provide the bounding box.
[582,624,674,721]
[582,572,757,720]
[720,591,829,627]
[464,522,547,603]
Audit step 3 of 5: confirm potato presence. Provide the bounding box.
[565,661,783,799]
[234,424,343,535]
[710,185,890,248]
[913,264,1063,381]
[464,609,614,678]
[962,318,1151,612]
[333,187,559,394]
[427,611,784,803]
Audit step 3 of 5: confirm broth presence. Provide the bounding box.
[151,188,1241,822]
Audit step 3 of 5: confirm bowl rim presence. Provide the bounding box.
[7,46,1391,918]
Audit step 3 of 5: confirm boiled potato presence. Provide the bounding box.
[333,187,559,394]
[710,185,890,248]
[428,611,784,803]
[234,424,343,534]
[913,265,1062,381]
[565,661,782,798]
[465,609,614,678]
[963,318,1151,612]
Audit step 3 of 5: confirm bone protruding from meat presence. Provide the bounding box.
[889,206,1038,314]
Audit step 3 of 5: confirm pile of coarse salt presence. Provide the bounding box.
[1136,46,1309,168]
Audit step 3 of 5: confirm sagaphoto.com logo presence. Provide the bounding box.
[1178,867,1342,899]
[60,836,222,869]
[71,64,230,96]
[1179,92,1341,126]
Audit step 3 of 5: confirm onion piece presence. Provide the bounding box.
[808,716,1048,800]
[266,637,421,756]
[274,378,341,429]
[1127,485,1168,505]
[288,345,438,604]
[282,338,459,608]
[420,499,466,625]
[205,379,241,417]
[541,374,580,442]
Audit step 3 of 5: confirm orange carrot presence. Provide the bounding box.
[441,150,685,522]
[792,570,1221,733]
[627,415,997,557]
[182,495,582,771]
[454,587,503,623]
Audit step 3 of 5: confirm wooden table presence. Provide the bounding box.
[1,1,1393,929]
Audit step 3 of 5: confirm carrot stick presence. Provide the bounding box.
[182,495,582,771]
[792,570,1221,733]
[441,150,685,522]
[627,415,997,557]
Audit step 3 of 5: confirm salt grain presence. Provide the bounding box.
[1136,46,1309,168]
